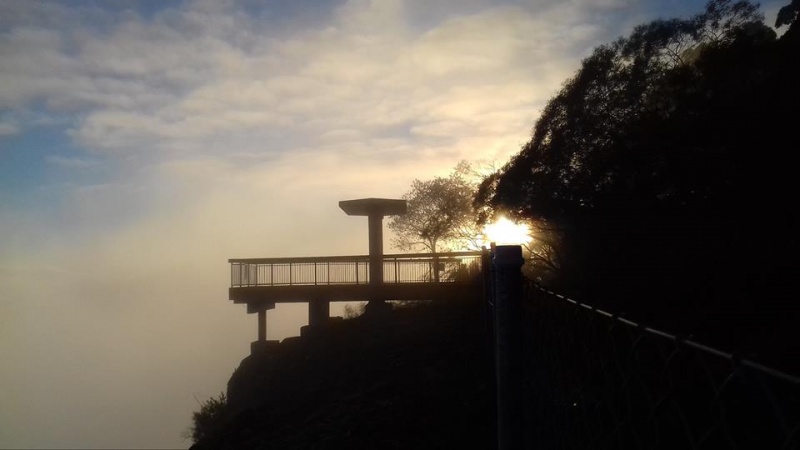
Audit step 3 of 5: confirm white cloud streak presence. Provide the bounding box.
[0,120,19,135]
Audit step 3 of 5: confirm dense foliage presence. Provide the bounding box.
[189,392,228,444]
[389,161,479,252]
[478,0,799,368]
[193,300,494,449]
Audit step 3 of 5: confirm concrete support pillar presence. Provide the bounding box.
[248,302,275,354]
[308,299,330,327]
[367,213,384,287]
[258,309,267,342]
[339,198,406,315]
[367,213,388,309]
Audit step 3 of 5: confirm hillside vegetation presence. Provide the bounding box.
[190,298,496,449]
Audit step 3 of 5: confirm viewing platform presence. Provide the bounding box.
[229,251,485,346]
[229,251,484,304]
[228,197,487,353]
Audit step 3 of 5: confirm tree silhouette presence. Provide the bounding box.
[478,0,799,370]
[776,0,800,28]
[390,161,479,253]
[188,392,228,444]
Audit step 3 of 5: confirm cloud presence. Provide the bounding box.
[1,0,603,166]
[44,155,101,169]
[0,121,19,136]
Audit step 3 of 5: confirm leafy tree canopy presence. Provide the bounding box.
[390,161,479,253]
[477,0,799,369]
[776,0,800,28]
[482,0,778,221]
[188,392,228,444]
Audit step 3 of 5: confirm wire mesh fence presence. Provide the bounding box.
[521,281,800,449]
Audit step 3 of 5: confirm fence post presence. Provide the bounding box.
[493,244,524,450]
[483,246,495,359]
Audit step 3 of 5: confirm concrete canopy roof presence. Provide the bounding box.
[339,198,407,216]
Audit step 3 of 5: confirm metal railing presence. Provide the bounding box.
[229,251,482,287]
[483,245,800,449]
[521,283,800,449]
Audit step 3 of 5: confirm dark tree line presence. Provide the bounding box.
[477,0,799,371]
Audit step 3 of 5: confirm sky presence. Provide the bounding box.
[0,0,787,448]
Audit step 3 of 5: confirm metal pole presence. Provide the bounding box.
[493,245,524,450]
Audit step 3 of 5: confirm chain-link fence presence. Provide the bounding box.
[520,281,800,449]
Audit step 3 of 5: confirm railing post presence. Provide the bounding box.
[492,245,524,450]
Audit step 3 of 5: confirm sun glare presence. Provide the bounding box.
[482,216,532,246]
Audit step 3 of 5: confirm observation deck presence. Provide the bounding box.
[228,251,485,352]
[229,251,484,304]
[228,197,487,353]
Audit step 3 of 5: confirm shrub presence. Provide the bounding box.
[343,302,366,318]
[188,392,228,443]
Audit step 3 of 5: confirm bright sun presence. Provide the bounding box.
[482,216,532,246]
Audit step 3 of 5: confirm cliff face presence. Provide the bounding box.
[193,299,496,449]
